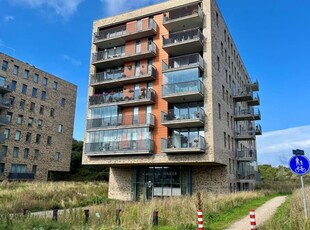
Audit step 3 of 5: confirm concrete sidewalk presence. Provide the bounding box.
[225,196,287,230]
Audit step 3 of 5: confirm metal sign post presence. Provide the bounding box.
[289,150,310,219]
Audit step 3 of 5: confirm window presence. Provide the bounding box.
[34,149,39,160]
[34,73,39,83]
[9,96,15,106]
[24,148,29,159]
[42,77,48,86]
[1,60,8,71]
[39,105,44,114]
[41,91,46,100]
[25,132,31,143]
[17,115,23,124]
[10,164,27,173]
[13,147,19,158]
[50,108,55,117]
[32,165,37,174]
[58,124,63,133]
[32,88,37,97]
[23,70,29,79]
[6,112,12,123]
[35,134,41,144]
[47,136,52,145]
[22,84,27,94]
[13,65,19,76]
[216,11,219,26]
[1,145,8,158]
[221,42,223,56]
[60,98,65,107]
[28,117,33,126]
[30,102,35,112]
[222,86,225,100]
[4,128,10,139]
[0,163,4,174]
[11,80,17,91]
[217,56,220,71]
[53,81,58,90]
[228,134,231,149]
[38,119,43,128]
[218,103,221,119]
[19,99,25,110]
[227,112,229,127]
[14,131,21,141]
[224,132,227,148]
[55,152,61,161]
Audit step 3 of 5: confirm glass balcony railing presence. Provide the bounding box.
[163,28,203,46]
[94,25,126,42]
[0,115,9,125]
[0,80,12,93]
[236,149,257,161]
[87,113,155,129]
[0,98,13,108]
[162,80,204,97]
[234,107,261,120]
[161,135,205,153]
[235,126,256,140]
[162,53,203,72]
[163,4,203,23]
[162,108,205,123]
[85,139,154,155]
[89,88,155,107]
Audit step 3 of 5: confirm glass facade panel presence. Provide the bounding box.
[163,67,201,84]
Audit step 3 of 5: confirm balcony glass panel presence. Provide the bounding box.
[94,25,126,42]
[162,80,203,97]
[163,67,202,84]
[237,162,257,180]
[162,107,204,122]
[162,53,203,71]
[163,4,202,22]
[162,28,203,46]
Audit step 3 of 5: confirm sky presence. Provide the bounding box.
[0,0,310,167]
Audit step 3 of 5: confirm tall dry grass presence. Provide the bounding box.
[0,181,108,213]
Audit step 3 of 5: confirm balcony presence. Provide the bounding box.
[250,79,259,91]
[91,42,157,68]
[163,4,203,32]
[0,81,12,93]
[86,113,155,130]
[162,53,204,72]
[8,172,35,180]
[93,19,157,48]
[255,124,262,135]
[89,88,155,108]
[162,80,204,103]
[232,86,253,102]
[234,108,261,121]
[236,149,257,161]
[237,162,257,182]
[162,28,203,56]
[0,115,9,126]
[161,135,205,154]
[235,127,255,140]
[0,133,6,144]
[161,108,205,128]
[91,65,156,89]
[248,93,260,106]
[0,98,12,109]
[85,139,154,156]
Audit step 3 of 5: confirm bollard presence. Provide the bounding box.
[23,208,29,216]
[249,209,256,229]
[84,209,90,223]
[52,209,58,222]
[197,209,203,230]
[116,209,122,225]
[153,211,158,226]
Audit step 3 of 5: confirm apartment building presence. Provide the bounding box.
[0,52,77,181]
[83,0,261,200]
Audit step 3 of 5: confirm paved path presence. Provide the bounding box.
[225,196,287,230]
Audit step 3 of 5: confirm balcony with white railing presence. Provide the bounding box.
[91,65,156,89]
[89,88,155,108]
[85,139,154,156]
[162,80,204,103]
[92,42,157,68]
[161,135,205,154]
[163,4,203,32]
[236,149,257,161]
[93,19,157,48]
[162,28,204,56]
[86,113,155,130]
[234,107,261,121]
[162,53,204,72]
[161,108,205,128]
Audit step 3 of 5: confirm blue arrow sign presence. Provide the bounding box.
[289,155,310,175]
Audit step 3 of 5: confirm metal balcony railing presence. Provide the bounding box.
[163,4,203,22]
[87,113,155,129]
[162,108,205,123]
[162,53,204,71]
[85,139,154,154]
[162,28,203,46]
[162,80,204,97]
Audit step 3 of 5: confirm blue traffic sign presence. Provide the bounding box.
[289,155,310,175]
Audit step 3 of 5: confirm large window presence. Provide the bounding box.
[163,67,202,85]
[169,128,204,148]
[11,164,27,173]
[1,60,8,71]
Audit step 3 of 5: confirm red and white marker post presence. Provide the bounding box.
[197,209,203,230]
[249,209,257,229]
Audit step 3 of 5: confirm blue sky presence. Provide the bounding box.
[1,0,310,166]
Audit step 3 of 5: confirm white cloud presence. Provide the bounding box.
[3,15,15,23]
[100,0,166,16]
[62,54,81,66]
[257,125,310,166]
[9,0,84,19]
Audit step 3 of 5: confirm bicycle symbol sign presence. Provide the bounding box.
[289,155,310,175]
